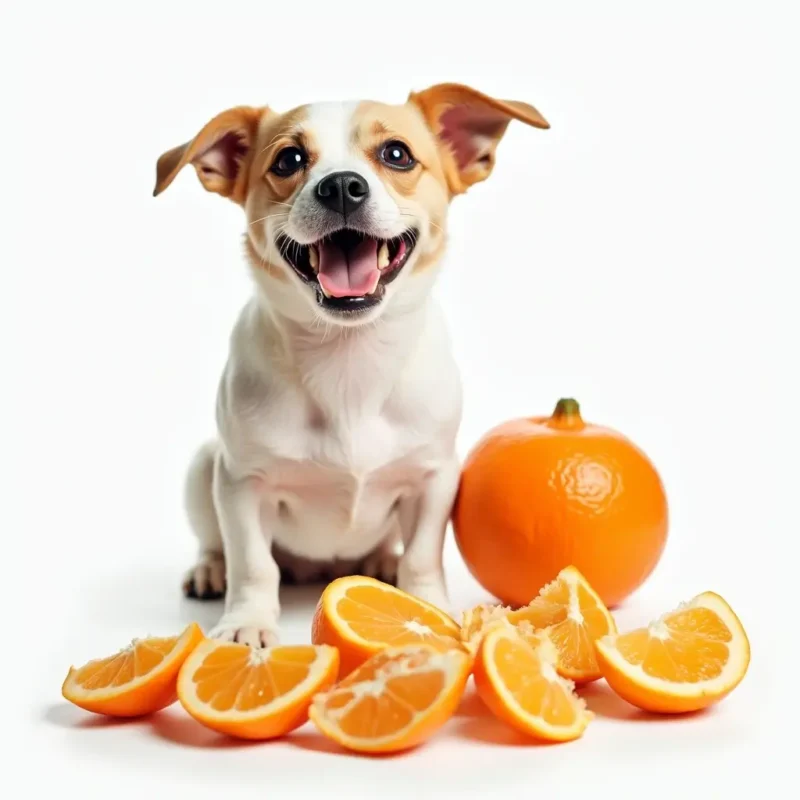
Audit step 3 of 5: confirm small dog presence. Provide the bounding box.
[154,83,548,646]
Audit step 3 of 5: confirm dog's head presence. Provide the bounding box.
[154,84,548,326]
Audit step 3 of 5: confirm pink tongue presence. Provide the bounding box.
[317,239,380,298]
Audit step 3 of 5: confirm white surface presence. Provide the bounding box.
[3,1,797,797]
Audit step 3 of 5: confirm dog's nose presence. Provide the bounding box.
[315,171,370,217]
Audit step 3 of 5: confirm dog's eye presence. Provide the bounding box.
[270,146,308,177]
[379,141,416,170]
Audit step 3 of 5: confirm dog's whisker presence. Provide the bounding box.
[259,131,301,157]
[249,212,290,227]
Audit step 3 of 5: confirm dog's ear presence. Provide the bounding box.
[409,83,549,195]
[153,106,266,203]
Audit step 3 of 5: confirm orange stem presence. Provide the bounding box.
[547,398,585,431]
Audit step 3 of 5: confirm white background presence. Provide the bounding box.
[3,1,797,797]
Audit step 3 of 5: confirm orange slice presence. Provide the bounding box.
[62,622,204,717]
[177,640,339,739]
[311,576,464,677]
[309,644,471,753]
[462,566,616,683]
[473,625,592,742]
[595,591,750,713]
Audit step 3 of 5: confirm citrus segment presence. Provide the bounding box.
[178,641,339,739]
[473,626,592,742]
[462,566,615,682]
[312,576,463,676]
[62,622,205,717]
[595,591,750,713]
[309,645,471,753]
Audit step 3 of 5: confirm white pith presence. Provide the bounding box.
[564,570,585,624]
[405,619,433,636]
[595,592,750,697]
[310,646,469,748]
[177,641,337,720]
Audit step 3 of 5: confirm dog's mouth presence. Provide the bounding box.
[276,228,417,313]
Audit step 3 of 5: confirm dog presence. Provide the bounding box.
[154,83,548,646]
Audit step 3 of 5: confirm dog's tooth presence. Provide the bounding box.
[309,246,319,270]
[377,241,390,270]
[319,282,332,298]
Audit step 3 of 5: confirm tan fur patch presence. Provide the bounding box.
[250,106,315,204]
[244,236,290,282]
[351,101,449,199]
[244,105,314,277]
[350,100,450,274]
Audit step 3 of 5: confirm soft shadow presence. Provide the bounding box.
[455,686,486,718]
[149,709,263,749]
[578,683,711,723]
[290,730,407,759]
[289,731,350,756]
[42,703,147,730]
[279,583,325,609]
[455,714,555,747]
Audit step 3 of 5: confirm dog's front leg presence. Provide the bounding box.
[397,455,460,612]
[208,456,280,647]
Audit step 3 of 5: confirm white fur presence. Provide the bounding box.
[287,103,407,243]
[184,102,462,646]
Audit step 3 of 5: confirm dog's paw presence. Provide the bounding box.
[182,551,226,600]
[208,621,279,648]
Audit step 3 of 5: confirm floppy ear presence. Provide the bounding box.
[153,106,265,203]
[408,83,549,195]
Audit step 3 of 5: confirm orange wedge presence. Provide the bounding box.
[62,622,204,717]
[177,640,339,739]
[311,576,464,677]
[595,591,750,714]
[309,644,471,753]
[462,566,616,683]
[473,625,592,742]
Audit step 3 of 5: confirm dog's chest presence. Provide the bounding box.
[248,404,434,559]
[218,301,460,559]
[256,396,435,487]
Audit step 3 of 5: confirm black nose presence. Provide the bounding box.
[315,171,369,217]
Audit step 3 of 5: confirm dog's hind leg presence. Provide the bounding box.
[182,441,226,600]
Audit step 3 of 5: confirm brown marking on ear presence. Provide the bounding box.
[243,236,290,283]
[408,83,549,195]
[153,106,266,203]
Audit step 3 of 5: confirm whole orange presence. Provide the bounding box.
[452,399,668,608]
